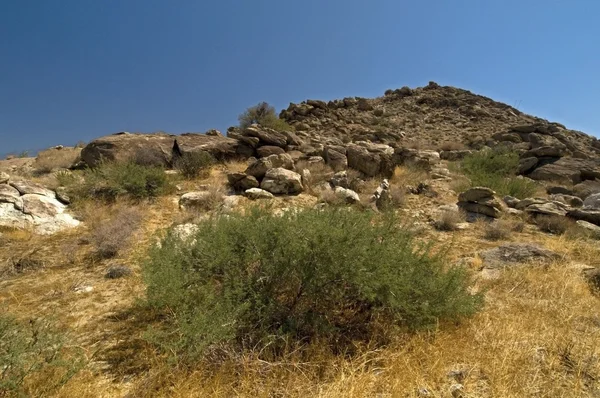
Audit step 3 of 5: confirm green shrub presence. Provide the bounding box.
[460,149,537,199]
[0,315,83,396]
[143,207,482,361]
[73,161,172,202]
[238,102,293,131]
[174,151,215,179]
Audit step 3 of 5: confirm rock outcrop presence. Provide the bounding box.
[458,187,503,219]
[0,176,80,234]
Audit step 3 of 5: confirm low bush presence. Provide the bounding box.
[484,220,512,241]
[72,161,172,202]
[34,147,81,174]
[459,149,537,199]
[238,102,293,131]
[174,151,215,179]
[537,215,573,235]
[90,207,142,259]
[143,208,481,361]
[0,315,83,396]
[434,209,465,231]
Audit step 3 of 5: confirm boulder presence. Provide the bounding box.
[256,146,285,158]
[334,187,360,204]
[574,180,600,200]
[0,172,9,184]
[179,191,214,208]
[576,220,600,237]
[347,142,394,177]
[260,168,304,195]
[395,148,441,170]
[245,188,274,200]
[549,194,583,208]
[243,126,288,148]
[479,243,560,269]
[459,201,503,218]
[518,157,538,174]
[547,186,573,195]
[568,208,600,226]
[266,153,294,170]
[0,184,22,208]
[524,201,569,217]
[81,132,174,167]
[330,171,349,188]
[583,193,600,210]
[81,132,244,168]
[458,187,495,202]
[227,172,259,191]
[245,158,273,179]
[324,145,348,172]
[528,158,600,184]
[9,181,55,197]
[503,196,520,208]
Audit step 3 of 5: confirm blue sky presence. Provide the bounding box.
[1,0,599,154]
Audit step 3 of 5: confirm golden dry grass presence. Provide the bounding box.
[1,169,600,397]
[34,147,81,174]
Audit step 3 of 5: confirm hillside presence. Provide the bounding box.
[1,83,600,397]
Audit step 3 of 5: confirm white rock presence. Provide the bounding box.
[245,188,274,200]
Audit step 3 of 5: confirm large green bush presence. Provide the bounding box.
[143,208,482,360]
[238,101,293,131]
[72,161,172,202]
[0,315,83,396]
[460,149,537,199]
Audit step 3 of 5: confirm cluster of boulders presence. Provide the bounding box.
[227,153,303,199]
[491,123,600,184]
[457,182,600,234]
[0,172,79,234]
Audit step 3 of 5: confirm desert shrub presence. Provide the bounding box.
[295,160,334,194]
[460,149,537,199]
[90,207,142,259]
[174,151,215,179]
[440,142,466,151]
[537,215,573,235]
[72,161,171,202]
[143,208,481,361]
[484,220,512,241]
[434,209,465,231]
[34,147,81,174]
[0,315,83,396]
[238,102,293,131]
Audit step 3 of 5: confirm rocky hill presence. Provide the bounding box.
[2,83,600,397]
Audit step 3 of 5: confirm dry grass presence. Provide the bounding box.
[483,219,513,241]
[390,165,429,188]
[536,215,575,235]
[434,209,466,231]
[90,206,143,259]
[34,147,81,174]
[3,169,600,397]
[295,160,335,194]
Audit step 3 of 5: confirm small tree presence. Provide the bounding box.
[238,102,292,131]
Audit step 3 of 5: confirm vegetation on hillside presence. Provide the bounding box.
[143,207,482,361]
[458,149,537,199]
[238,102,293,131]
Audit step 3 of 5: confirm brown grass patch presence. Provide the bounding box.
[34,147,81,174]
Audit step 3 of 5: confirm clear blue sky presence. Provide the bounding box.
[2,0,599,154]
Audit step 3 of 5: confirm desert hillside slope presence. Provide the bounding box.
[1,83,600,397]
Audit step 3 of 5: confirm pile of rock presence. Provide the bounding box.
[0,173,79,234]
[457,187,504,219]
[227,153,303,199]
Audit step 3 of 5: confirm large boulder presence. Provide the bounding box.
[334,187,360,204]
[81,132,175,167]
[260,168,304,194]
[457,187,503,219]
[346,142,394,177]
[583,193,600,210]
[245,188,274,200]
[324,145,348,172]
[458,187,495,203]
[242,126,288,148]
[0,184,22,209]
[528,158,600,184]
[256,146,285,158]
[227,172,259,192]
[245,158,273,179]
[479,243,560,269]
[9,181,55,197]
[81,132,244,168]
[573,180,600,200]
